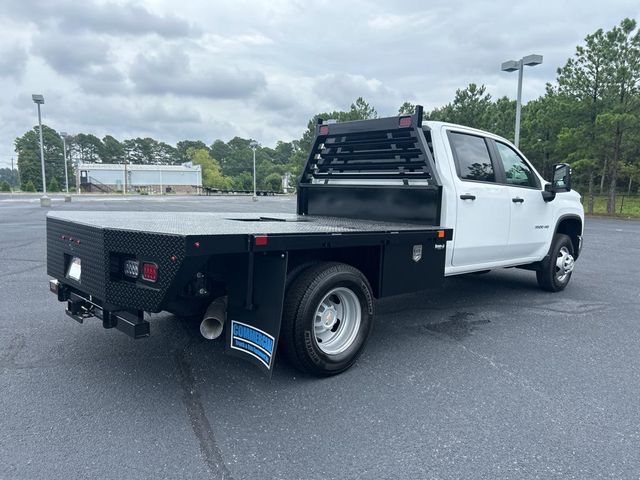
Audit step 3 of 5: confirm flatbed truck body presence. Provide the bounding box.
[47,108,453,375]
[46,105,583,376]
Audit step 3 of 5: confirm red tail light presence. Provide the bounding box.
[254,235,268,246]
[399,116,412,127]
[142,262,158,282]
[319,125,329,135]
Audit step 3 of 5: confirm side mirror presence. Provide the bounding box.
[552,163,571,192]
[541,163,571,202]
[541,183,556,202]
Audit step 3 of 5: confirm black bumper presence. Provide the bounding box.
[50,279,150,339]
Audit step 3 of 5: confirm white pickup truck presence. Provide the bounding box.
[47,106,584,376]
[427,120,584,291]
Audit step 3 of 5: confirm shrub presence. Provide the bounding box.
[23,180,36,192]
[0,180,11,192]
[48,177,60,192]
[264,173,283,193]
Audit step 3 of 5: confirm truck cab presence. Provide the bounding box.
[425,121,584,283]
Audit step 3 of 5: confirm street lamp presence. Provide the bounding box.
[60,132,70,196]
[32,94,50,207]
[501,54,543,147]
[250,140,259,201]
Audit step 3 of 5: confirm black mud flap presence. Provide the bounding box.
[225,252,288,375]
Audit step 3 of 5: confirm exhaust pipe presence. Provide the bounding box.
[200,297,227,340]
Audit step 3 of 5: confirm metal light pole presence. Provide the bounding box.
[123,156,128,195]
[60,132,72,202]
[32,94,50,207]
[501,54,543,148]
[250,141,258,201]
[60,132,69,193]
[76,156,81,195]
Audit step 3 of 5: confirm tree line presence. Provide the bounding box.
[11,18,639,213]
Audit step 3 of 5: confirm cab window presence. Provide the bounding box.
[448,132,495,182]
[495,142,538,188]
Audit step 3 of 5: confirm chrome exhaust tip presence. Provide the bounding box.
[199,297,226,340]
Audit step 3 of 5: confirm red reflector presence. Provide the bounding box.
[254,235,268,246]
[142,263,158,282]
[319,125,329,135]
[399,116,412,127]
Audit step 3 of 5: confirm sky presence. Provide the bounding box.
[0,0,638,168]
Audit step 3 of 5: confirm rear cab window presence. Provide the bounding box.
[448,131,495,182]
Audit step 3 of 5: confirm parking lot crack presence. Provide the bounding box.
[458,344,552,402]
[174,341,235,480]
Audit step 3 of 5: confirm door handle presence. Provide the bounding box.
[460,194,476,200]
[512,197,525,203]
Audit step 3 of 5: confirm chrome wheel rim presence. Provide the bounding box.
[555,246,574,282]
[313,287,361,355]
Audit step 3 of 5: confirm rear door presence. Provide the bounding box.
[447,131,511,267]
[491,140,553,259]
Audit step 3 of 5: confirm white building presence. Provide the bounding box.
[78,163,202,194]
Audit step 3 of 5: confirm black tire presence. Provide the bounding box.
[285,261,319,290]
[536,233,575,292]
[280,262,375,376]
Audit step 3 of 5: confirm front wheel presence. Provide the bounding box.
[537,234,575,292]
[280,262,375,376]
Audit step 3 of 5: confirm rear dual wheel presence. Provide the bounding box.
[281,262,374,376]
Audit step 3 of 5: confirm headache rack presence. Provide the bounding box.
[300,106,438,182]
[297,106,443,225]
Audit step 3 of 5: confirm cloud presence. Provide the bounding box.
[129,48,266,99]
[0,44,28,78]
[367,13,428,30]
[60,2,199,38]
[53,97,208,141]
[77,65,129,95]
[312,73,400,111]
[1,0,198,38]
[31,32,111,74]
[205,33,274,49]
[0,0,637,165]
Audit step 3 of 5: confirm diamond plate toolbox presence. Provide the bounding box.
[46,216,186,312]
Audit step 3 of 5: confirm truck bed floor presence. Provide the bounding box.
[47,211,444,236]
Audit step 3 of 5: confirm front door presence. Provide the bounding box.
[492,141,553,260]
[448,131,511,267]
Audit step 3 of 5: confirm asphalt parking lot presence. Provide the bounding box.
[1,194,639,479]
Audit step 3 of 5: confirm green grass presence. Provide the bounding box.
[582,195,640,217]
